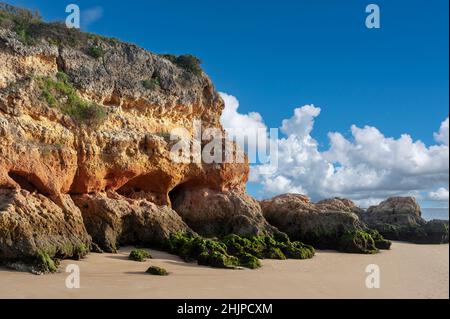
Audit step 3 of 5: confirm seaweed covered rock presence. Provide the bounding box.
[0,189,91,273]
[338,231,378,254]
[367,229,392,250]
[168,233,239,268]
[167,232,314,269]
[361,197,449,244]
[129,249,151,262]
[72,192,192,253]
[146,265,169,276]
[171,188,278,237]
[261,194,389,253]
[222,234,315,260]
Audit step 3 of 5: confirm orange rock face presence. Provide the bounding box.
[0,11,264,268]
[0,26,248,203]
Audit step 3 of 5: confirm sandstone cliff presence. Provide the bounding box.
[0,4,273,271]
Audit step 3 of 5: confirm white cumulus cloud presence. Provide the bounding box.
[220,92,269,163]
[220,92,449,207]
[434,118,449,146]
[427,188,449,201]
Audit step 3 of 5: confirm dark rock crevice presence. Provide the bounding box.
[7,171,50,195]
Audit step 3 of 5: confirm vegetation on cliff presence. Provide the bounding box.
[37,72,107,125]
[159,54,203,76]
[0,2,41,45]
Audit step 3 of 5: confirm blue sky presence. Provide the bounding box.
[7,0,449,206]
[9,0,449,144]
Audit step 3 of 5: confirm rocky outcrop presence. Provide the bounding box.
[0,189,91,273]
[0,5,272,271]
[72,192,192,253]
[0,19,247,199]
[360,197,449,244]
[261,194,391,253]
[171,187,278,237]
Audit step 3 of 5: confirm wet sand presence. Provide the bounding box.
[0,242,448,299]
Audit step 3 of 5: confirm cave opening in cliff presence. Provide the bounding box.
[7,171,48,194]
[168,180,203,208]
[116,172,173,206]
[168,183,188,208]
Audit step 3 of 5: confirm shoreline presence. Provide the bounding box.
[0,242,448,299]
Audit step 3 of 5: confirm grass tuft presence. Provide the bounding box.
[37,72,107,126]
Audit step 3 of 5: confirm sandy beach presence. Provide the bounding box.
[0,241,448,299]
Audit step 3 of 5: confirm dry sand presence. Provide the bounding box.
[0,242,448,299]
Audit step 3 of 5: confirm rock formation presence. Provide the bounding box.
[72,192,192,253]
[0,4,271,271]
[360,197,449,244]
[172,188,278,237]
[260,194,391,253]
[0,189,90,273]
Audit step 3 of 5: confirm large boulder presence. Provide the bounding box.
[0,189,91,273]
[261,194,391,253]
[361,197,449,244]
[171,187,279,237]
[72,192,192,252]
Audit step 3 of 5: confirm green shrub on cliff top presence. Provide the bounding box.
[87,45,105,59]
[160,54,202,76]
[0,3,41,45]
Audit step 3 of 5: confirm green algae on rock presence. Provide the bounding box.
[146,265,169,276]
[35,251,58,273]
[261,194,392,253]
[129,249,152,262]
[167,232,314,270]
[338,231,378,254]
[367,229,392,250]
